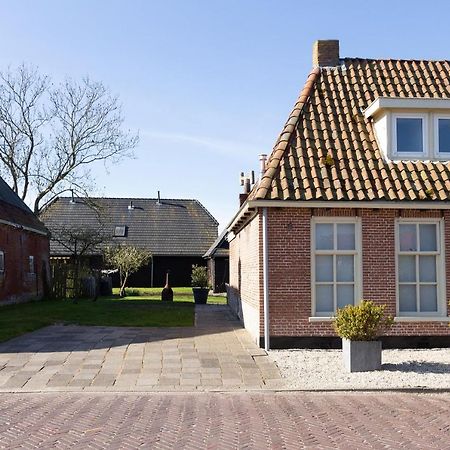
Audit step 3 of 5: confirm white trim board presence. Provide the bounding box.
[365,97,450,118]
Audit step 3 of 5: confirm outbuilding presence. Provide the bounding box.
[0,177,50,304]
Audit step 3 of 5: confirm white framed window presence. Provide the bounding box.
[311,217,362,317]
[396,219,446,316]
[0,251,4,273]
[392,113,427,157]
[28,255,35,274]
[434,115,450,156]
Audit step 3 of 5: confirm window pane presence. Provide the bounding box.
[336,255,354,282]
[399,285,417,312]
[316,224,333,250]
[419,224,437,251]
[438,118,450,153]
[420,285,438,312]
[315,256,333,282]
[316,285,333,313]
[337,285,354,309]
[399,224,417,251]
[419,256,436,282]
[399,255,416,282]
[337,224,355,250]
[396,118,423,153]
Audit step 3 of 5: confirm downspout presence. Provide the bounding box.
[262,207,270,351]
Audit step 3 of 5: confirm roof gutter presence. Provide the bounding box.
[248,199,450,210]
[0,218,48,237]
[228,199,450,233]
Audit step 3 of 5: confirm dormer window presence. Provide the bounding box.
[364,97,450,161]
[393,114,427,157]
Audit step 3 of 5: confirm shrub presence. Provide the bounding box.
[191,265,209,288]
[333,300,394,341]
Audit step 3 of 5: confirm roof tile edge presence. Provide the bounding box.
[254,67,321,200]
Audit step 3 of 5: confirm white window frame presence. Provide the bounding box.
[433,114,450,158]
[392,113,428,158]
[0,251,4,273]
[311,217,362,317]
[395,218,446,317]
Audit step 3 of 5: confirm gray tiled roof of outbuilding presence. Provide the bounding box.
[0,176,48,234]
[40,197,218,256]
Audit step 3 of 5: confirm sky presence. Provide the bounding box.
[2,0,450,231]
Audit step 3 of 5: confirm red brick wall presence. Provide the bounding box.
[0,223,50,304]
[232,207,450,338]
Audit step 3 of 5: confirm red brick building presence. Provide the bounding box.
[227,40,450,349]
[0,177,50,304]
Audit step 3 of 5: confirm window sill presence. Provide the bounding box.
[309,317,334,322]
[394,316,450,322]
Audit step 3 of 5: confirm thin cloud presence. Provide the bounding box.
[140,130,262,158]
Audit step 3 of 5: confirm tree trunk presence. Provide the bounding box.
[119,272,128,297]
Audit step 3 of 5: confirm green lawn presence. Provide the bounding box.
[0,288,227,344]
[115,287,227,304]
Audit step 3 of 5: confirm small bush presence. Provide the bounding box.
[333,300,393,341]
[191,265,209,288]
[124,288,140,297]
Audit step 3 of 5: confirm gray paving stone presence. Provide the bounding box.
[0,304,283,392]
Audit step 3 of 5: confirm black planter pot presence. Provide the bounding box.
[192,287,209,304]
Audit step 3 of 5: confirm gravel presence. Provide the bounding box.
[270,348,450,390]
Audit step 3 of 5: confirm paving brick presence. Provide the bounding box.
[0,305,282,392]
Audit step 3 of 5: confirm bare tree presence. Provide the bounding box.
[0,65,138,213]
[50,223,111,298]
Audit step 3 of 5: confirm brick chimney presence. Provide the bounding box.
[312,40,340,67]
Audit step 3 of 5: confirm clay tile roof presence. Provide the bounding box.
[251,58,450,203]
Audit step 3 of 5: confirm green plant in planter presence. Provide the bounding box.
[334,300,394,341]
[191,265,209,288]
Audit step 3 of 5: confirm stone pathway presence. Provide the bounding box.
[0,305,282,392]
[0,392,448,449]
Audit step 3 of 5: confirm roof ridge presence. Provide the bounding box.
[344,57,450,64]
[57,196,204,202]
[254,67,321,199]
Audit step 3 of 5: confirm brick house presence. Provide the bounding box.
[227,40,450,349]
[0,177,50,304]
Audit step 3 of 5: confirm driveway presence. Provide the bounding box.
[0,392,448,449]
[0,305,283,392]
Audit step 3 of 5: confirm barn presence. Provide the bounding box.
[0,177,50,304]
[40,196,219,287]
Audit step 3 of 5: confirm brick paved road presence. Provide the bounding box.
[0,305,282,392]
[0,392,448,449]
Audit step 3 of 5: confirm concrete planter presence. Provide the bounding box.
[342,338,382,372]
[192,287,209,304]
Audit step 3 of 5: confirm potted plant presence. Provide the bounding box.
[191,265,209,304]
[334,300,393,373]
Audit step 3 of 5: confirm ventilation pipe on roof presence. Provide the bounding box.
[69,189,75,204]
[259,154,267,180]
[128,200,134,210]
[156,191,161,205]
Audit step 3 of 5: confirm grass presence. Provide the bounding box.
[114,287,227,305]
[0,287,227,344]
